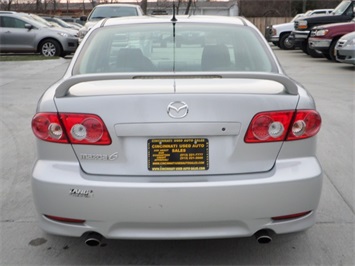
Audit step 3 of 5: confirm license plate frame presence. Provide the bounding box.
[148,138,209,171]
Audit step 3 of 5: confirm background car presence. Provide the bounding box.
[41,16,80,32]
[0,11,78,57]
[308,18,355,61]
[61,16,85,26]
[31,15,322,246]
[290,0,354,57]
[265,9,333,50]
[78,3,144,42]
[26,13,78,35]
[335,31,355,64]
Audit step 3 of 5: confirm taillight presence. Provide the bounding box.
[32,113,111,145]
[60,113,111,145]
[245,110,321,143]
[287,110,321,140]
[32,113,68,143]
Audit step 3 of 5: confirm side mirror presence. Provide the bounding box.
[80,16,87,22]
[24,24,33,30]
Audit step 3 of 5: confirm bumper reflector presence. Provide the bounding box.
[272,211,312,221]
[44,215,85,224]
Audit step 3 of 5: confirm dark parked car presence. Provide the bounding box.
[308,19,355,61]
[0,11,78,57]
[289,0,354,57]
[265,10,333,50]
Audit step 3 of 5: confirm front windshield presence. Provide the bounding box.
[73,23,275,75]
[332,0,351,15]
[291,14,304,22]
[88,6,138,21]
[18,14,45,28]
[55,18,73,28]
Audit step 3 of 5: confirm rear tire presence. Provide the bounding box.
[323,53,332,60]
[40,39,62,57]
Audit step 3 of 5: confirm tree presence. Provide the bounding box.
[184,0,192,15]
[141,0,147,14]
[6,0,13,10]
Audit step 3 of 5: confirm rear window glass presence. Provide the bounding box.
[73,22,275,75]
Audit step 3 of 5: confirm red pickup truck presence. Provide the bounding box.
[308,19,355,61]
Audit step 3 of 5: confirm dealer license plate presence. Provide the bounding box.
[148,138,209,171]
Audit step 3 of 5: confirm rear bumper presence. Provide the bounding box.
[32,157,323,240]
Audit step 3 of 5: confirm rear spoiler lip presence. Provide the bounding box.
[54,72,298,98]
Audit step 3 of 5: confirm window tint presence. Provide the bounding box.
[73,23,275,75]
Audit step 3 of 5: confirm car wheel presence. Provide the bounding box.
[307,43,324,58]
[40,39,62,57]
[323,53,332,60]
[279,33,294,50]
[300,41,308,54]
[327,39,339,62]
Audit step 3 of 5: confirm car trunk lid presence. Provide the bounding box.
[54,75,299,176]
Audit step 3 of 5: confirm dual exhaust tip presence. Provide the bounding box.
[83,230,273,247]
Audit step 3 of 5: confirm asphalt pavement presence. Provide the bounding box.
[0,50,354,265]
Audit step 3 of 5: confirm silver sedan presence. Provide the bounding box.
[31,15,322,246]
[335,31,355,65]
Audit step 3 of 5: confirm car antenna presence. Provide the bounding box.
[171,1,177,22]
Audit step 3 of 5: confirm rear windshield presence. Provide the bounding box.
[73,22,275,75]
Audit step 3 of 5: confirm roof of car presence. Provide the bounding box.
[93,3,142,8]
[102,15,250,28]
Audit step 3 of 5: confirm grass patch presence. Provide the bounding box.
[0,54,60,61]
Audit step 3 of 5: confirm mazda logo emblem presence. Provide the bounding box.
[167,101,189,119]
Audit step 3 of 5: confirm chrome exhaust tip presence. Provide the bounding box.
[254,230,273,244]
[84,232,103,247]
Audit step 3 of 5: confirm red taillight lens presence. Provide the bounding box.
[60,113,111,145]
[245,111,294,143]
[287,110,321,140]
[245,110,321,143]
[32,113,111,145]
[32,113,68,143]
